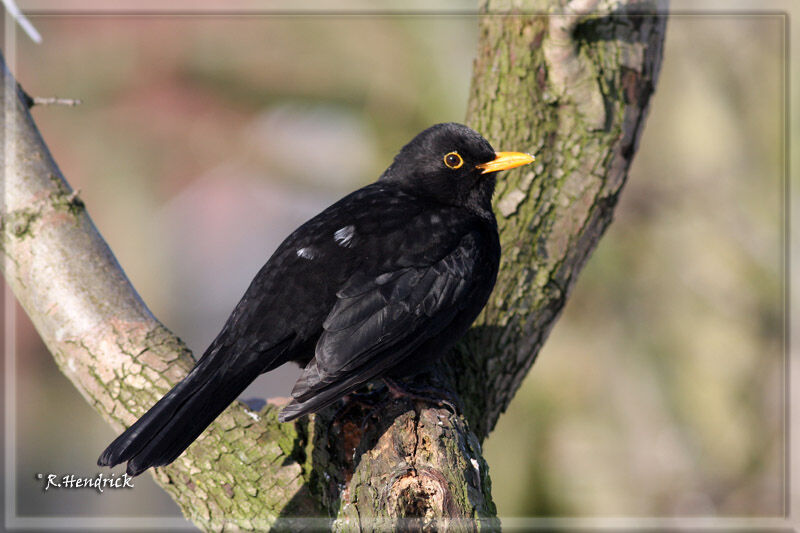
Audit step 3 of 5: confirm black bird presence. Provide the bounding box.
[98,122,534,476]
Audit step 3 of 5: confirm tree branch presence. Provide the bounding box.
[1,1,667,529]
[456,0,668,439]
[0,52,317,529]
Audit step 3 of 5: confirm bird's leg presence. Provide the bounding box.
[381,376,460,415]
[353,377,461,432]
[328,385,385,432]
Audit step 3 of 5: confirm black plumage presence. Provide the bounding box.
[97,122,534,476]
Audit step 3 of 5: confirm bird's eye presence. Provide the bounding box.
[443,152,463,170]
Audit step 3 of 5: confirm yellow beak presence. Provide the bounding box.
[476,151,535,174]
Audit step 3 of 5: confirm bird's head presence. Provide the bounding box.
[380,123,534,216]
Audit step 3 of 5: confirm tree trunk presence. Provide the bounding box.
[0,1,667,530]
[457,0,669,440]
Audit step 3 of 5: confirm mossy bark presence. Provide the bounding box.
[453,0,669,440]
[0,1,667,530]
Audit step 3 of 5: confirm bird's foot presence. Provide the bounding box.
[381,377,460,416]
[328,386,385,432]
[332,379,461,434]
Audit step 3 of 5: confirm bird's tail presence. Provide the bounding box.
[97,343,281,476]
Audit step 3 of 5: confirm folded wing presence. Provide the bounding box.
[277,232,481,421]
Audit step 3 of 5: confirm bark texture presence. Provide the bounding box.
[454,0,669,439]
[1,1,667,530]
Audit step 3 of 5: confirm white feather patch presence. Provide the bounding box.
[334,225,356,247]
[296,247,315,259]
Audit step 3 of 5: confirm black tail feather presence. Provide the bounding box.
[98,342,286,476]
[97,357,216,470]
[124,368,256,476]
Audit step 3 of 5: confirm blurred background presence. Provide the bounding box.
[1,2,788,528]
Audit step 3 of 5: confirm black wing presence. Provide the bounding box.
[278,232,485,421]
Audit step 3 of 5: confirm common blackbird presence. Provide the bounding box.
[98,122,534,476]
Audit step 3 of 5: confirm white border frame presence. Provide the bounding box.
[2,4,793,531]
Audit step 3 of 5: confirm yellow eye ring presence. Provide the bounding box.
[443,151,463,170]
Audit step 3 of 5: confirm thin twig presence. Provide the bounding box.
[1,0,42,43]
[31,96,82,107]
